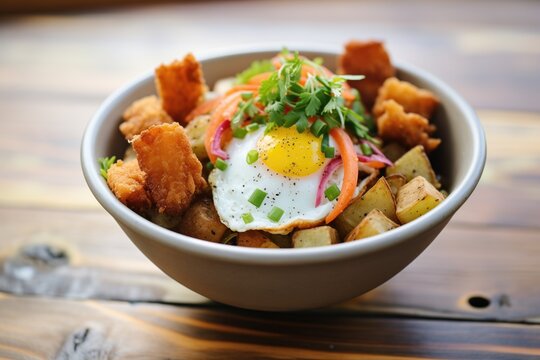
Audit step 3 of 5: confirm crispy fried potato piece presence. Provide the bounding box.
[237,231,279,248]
[377,100,441,152]
[373,77,439,119]
[338,40,395,109]
[119,96,173,141]
[107,159,151,213]
[132,123,206,215]
[155,53,205,124]
[176,197,228,242]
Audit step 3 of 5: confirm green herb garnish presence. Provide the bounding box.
[246,149,259,165]
[215,158,228,171]
[98,156,116,180]
[267,206,285,222]
[248,188,267,208]
[235,60,275,84]
[241,213,254,224]
[325,184,341,201]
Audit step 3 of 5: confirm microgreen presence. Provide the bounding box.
[98,156,116,180]
[235,60,275,84]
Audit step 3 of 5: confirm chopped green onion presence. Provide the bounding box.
[246,123,260,132]
[321,134,334,158]
[324,146,335,158]
[241,92,253,100]
[264,122,276,134]
[310,119,328,137]
[246,150,259,165]
[267,206,284,222]
[248,188,267,208]
[233,127,247,139]
[360,143,373,156]
[205,161,214,171]
[241,213,254,224]
[215,158,228,171]
[324,184,341,201]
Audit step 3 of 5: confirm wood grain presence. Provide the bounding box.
[1,1,540,357]
[1,206,538,323]
[0,295,539,360]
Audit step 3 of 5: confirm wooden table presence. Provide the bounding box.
[1,1,539,358]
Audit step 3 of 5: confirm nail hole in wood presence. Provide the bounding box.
[468,295,490,309]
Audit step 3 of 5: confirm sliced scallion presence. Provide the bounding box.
[248,188,267,208]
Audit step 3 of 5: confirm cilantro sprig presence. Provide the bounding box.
[256,52,372,140]
[98,156,116,180]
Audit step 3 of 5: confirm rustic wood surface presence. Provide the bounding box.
[1,1,539,359]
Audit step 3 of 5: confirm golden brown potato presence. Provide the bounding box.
[373,77,439,119]
[119,96,173,141]
[345,209,399,242]
[132,123,206,216]
[385,173,407,198]
[106,159,151,213]
[292,226,339,248]
[184,114,210,160]
[334,177,397,238]
[176,197,227,242]
[376,99,441,152]
[155,53,206,124]
[396,176,445,224]
[338,40,395,109]
[386,145,441,189]
[237,231,279,248]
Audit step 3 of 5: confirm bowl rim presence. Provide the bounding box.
[81,44,486,266]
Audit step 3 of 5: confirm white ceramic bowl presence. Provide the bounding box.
[81,45,486,311]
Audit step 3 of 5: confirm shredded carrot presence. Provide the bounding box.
[247,72,272,85]
[325,128,358,223]
[362,161,386,169]
[185,96,224,123]
[225,84,259,96]
[205,93,243,163]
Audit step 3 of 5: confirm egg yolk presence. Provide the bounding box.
[257,126,325,177]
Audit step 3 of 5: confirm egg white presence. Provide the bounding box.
[209,126,343,234]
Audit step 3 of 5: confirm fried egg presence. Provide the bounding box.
[209,125,343,234]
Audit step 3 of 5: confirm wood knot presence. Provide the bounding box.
[20,244,68,267]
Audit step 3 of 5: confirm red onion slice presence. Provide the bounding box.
[211,120,231,160]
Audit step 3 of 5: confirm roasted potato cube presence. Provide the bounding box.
[338,40,395,109]
[265,233,292,248]
[396,176,445,224]
[292,226,339,248]
[176,197,227,242]
[334,177,397,238]
[185,114,210,160]
[385,173,407,198]
[345,209,399,242]
[376,99,441,153]
[386,145,441,188]
[237,231,279,248]
[373,77,439,119]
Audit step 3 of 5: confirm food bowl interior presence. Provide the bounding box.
[97,49,468,197]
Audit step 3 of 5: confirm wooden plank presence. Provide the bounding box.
[0,295,539,360]
[1,207,539,323]
[0,1,539,110]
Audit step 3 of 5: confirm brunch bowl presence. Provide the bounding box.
[81,45,485,311]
